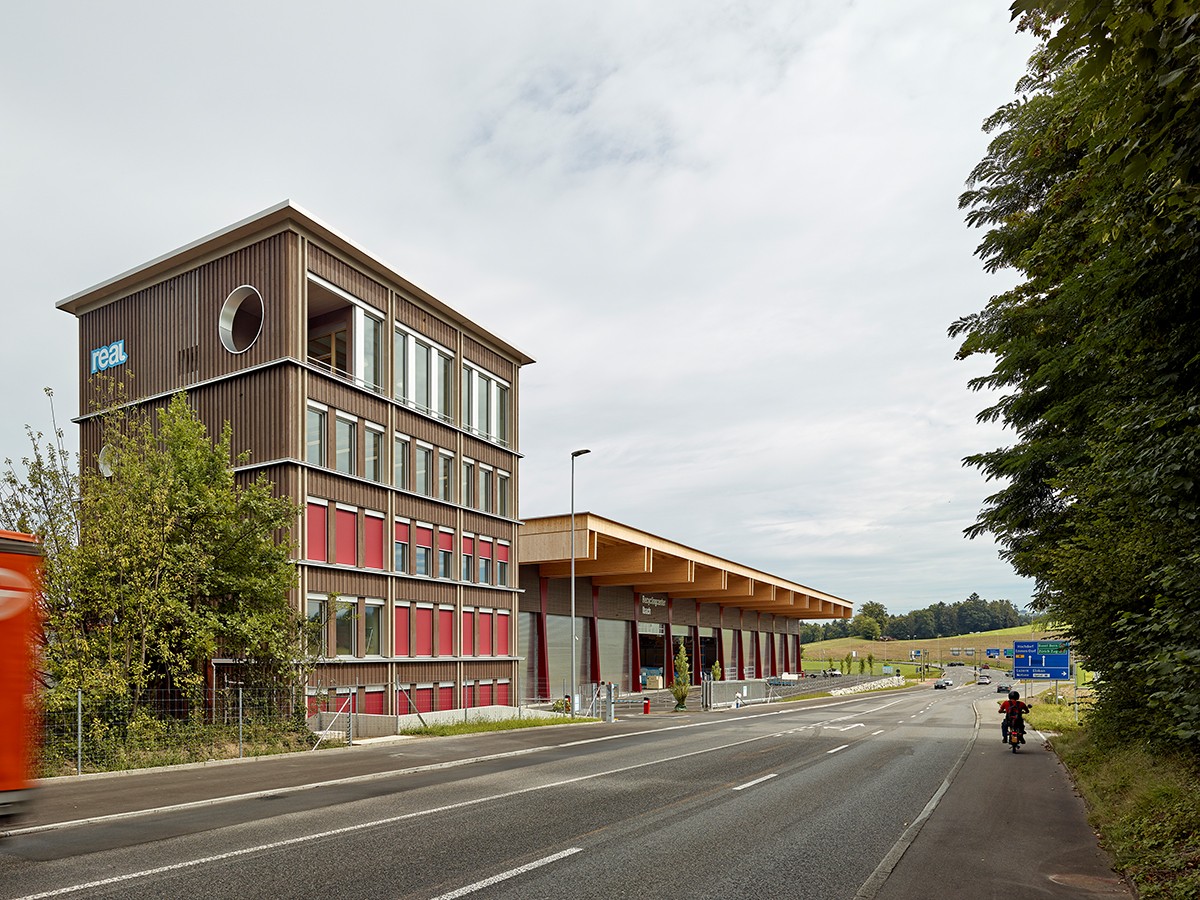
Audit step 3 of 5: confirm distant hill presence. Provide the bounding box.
[800,624,1060,671]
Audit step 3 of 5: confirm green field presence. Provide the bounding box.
[800,624,1062,678]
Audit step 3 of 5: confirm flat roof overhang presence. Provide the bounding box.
[56,200,535,367]
[520,513,852,620]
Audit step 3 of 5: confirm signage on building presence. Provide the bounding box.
[90,339,128,374]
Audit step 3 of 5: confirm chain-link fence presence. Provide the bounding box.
[37,687,317,778]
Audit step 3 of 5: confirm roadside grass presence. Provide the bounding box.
[1028,686,1200,899]
[400,716,596,737]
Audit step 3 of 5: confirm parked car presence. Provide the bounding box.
[997,683,1012,693]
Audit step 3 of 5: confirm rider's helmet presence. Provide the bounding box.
[1008,690,1020,700]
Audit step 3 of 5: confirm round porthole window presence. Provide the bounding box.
[97,444,116,478]
[219,285,264,353]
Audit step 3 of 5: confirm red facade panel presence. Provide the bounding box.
[496,682,510,706]
[479,611,493,656]
[414,687,434,714]
[497,612,510,656]
[306,503,327,561]
[462,610,475,656]
[335,508,357,566]
[364,515,384,569]
[394,605,410,657]
[438,608,454,656]
[415,607,433,656]
[437,685,454,711]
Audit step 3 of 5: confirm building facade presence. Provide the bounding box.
[518,514,852,699]
[59,202,533,716]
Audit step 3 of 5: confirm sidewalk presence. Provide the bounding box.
[867,698,1132,899]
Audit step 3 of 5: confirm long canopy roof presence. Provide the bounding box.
[520,513,852,620]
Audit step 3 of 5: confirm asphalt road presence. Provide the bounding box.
[0,681,1127,899]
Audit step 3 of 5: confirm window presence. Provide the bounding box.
[395,326,455,421]
[479,609,493,656]
[335,507,357,566]
[496,541,510,586]
[392,328,408,400]
[497,611,511,656]
[438,607,454,656]
[364,513,384,569]
[461,534,474,582]
[335,416,356,475]
[309,327,348,374]
[306,501,328,562]
[364,426,384,482]
[461,363,512,446]
[357,310,383,390]
[461,459,475,509]
[394,435,410,490]
[364,601,383,656]
[394,520,409,573]
[437,529,453,579]
[415,605,434,656]
[477,537,492,584]
[336,600,356,657]
[462,608,475,656]
[416,444,433,495]
[306,597,326,656]
[394,603,410,657]
[479,465,493,513]
[306,406,326,466]
[497,471,510,518]
[414,525,434,577]
[437,452,454,501]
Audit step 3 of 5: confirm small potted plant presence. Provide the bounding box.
[670,640,691,711]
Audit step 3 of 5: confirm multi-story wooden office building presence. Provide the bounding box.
[58,202,533,715]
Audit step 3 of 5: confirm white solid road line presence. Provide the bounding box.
[428,848,583,900]
[732,774,778,791]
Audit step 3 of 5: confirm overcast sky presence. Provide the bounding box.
[1,2,1038,617]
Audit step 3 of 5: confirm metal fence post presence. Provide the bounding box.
[76,687,82,776]
[238,686,244,759]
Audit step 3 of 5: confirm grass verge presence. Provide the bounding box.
[400,716,596,737]
[1029,688,1200,898]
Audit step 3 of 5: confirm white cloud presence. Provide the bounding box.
[0,1,1037,615]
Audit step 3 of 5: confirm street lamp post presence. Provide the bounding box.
[569,448,590,717]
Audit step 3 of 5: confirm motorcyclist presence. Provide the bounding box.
[999,689,1030,743]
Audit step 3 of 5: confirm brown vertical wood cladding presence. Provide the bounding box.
[698,604,722,628]
[672,599,697,624]
[305,245,387,313]
[598,586,635,620]
[307,371,393,430]
[463,336,516,384]
[188,365,298,464]
[392,662,458,684]
[303,567,390,598]
[395,292,457,349]
[78,234,296,413]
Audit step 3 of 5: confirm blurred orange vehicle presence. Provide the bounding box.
[0,531,41,823]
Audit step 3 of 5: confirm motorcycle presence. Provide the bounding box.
[1005,712,1026,752]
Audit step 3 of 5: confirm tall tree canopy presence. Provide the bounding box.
[953,2,1200,747]
[3,392,300,707]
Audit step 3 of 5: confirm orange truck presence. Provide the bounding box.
[0,531,41,823]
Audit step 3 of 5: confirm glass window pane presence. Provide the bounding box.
[306,408,325,466]
[336,602,356,657]
[438,353,453,420]
[364,605,382,656]
[335,419,355,474]
[394,437,409,489]
[417,446,432,495]
[393,330,407,400]
[497,385,509,445]
[365,430,382,482]
[415,342,430,410]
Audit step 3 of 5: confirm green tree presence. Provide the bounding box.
[954,3,1200,747]
[670,640,691,710]
[851,613,882,641]
[3,391,302,710]
[859,601,889,627]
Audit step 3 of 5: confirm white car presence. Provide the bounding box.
[979,675,992,685]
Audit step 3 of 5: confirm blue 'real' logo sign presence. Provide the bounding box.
[90,339,128,374]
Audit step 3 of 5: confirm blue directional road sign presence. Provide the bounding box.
[986,648,1000,658]
[1012,640,1070,680]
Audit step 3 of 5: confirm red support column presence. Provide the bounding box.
[632,594,642,693]
[589,585,601,687]
[664,598,675,686]
[690,624,701,685]
[536,577,551,700]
